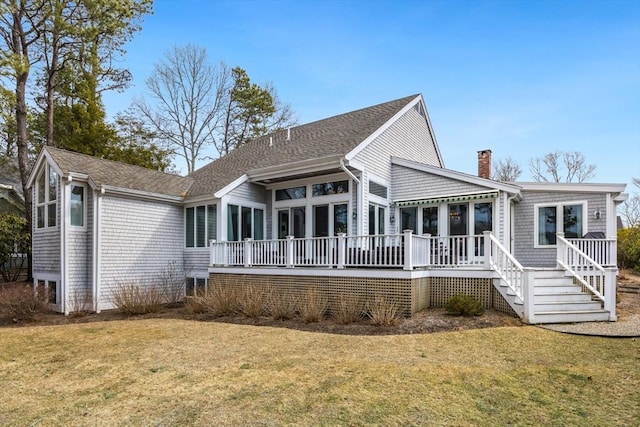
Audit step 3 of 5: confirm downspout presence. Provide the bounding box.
[93,187,104,312]
[62,176,72,315]
[340,159,361,235]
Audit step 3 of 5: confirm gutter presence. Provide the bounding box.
[340,159,360,184]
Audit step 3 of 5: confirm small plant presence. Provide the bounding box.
[238,284,266,318]
[0,283,49,322]
[297,287,327,323]
[445,294,485,316]
[265,286,296,320]
[365,296,402,326]
[158,261,186,306]
[110,281,164,315]
[333,293,365,324]
[68,290,93,317]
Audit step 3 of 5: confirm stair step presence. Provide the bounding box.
[535,293,593,303]
[535,285,584,294]
[533,310,611,324]
[534,277,574,286]
[535,301,603,312]
[532,270,567,278]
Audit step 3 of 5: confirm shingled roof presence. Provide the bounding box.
[44,147,193,198]
[187,94,420,197]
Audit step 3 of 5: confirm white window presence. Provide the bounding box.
[228,204,264,241]
[185,277,207,296]
[185,204,217,248]
[70,184,85,227]
[535,202,586,246]
[36,164,58,228]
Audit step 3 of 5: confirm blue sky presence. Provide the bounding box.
[102,0,640,186]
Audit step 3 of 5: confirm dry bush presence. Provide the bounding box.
[184,295,207,314]
[110,281,165,315]
[265,286,296,320]
[159,261,185,305]
[297,287,328,323]
[198,283,239,317]
[68,291,93,317]
[366,296,402,326]
[238,284,266,318]
[0,284,49,323]
[333,292,365,324]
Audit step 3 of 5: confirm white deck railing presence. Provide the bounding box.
[210,231,490,270]
[557,232,617,319]
[567,237,616,267]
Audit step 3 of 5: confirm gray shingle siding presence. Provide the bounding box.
[32,184,61,276]
[391,164,488,201]
[513,191,608,267]
[184,249,209,276]
[354,107,440,182]
[67,190,94,307]
[98,195,184,309]
[227,181,266,204]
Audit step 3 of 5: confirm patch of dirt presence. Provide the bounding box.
[2,271,639,335]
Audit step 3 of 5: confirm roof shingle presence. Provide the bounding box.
[187,94,419,196]
[45,147,193,198]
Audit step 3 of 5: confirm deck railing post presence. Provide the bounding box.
[483,230,492,268]
[609,236,617,268]
[209,239,217,265]
[522,268,535,324]
[286,236,294,268]
[604,267,617,321]
[244,238,253,267]
[556,232,566,268]
[337,233,346,269]
[424,233,431,266]
[403,229,413,271]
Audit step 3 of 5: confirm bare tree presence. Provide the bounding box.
[619,177,640,227]
[136,45,297,173]
[529,150,596,183]
[492,157,522,182]
[135,45,228,174]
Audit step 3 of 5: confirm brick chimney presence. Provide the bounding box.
[477,149,492,179]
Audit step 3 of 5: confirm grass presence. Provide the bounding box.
[0,320,639,426]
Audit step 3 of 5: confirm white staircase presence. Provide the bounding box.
[532,270,610,324]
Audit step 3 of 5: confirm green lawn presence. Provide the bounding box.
[1,320,638,426]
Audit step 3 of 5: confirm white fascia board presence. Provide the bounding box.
[518,182,627,193]
[183,194,220,205]
[391,156,522,194]
[100,185,184,204]
[614,193,629,203]
[26,148,55,188]
[344,95,422,162]
[213,174,248,199]
[344,158,365,172]
[246,156,342,182]
[421,95,446,168]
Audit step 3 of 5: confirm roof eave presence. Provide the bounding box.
[246,155,344,183]
[518,182,627,193]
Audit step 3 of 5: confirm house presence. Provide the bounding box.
[28,94,627,323]
[0,183,24,216]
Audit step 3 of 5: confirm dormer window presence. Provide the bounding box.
[36,164,58,228]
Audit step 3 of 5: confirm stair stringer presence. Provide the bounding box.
[491,277,524,318]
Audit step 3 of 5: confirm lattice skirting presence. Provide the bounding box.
[209,273,517,317]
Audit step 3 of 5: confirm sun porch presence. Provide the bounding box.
[208,232,619,324]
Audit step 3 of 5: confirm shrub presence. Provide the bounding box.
[365,296,402,326]
[198,284,239,317]
[238,284,266,318]
[618,227,640,272]
[0,213,30,283]
[68,291,93,317]
[333,293,365,324]
[0,283,49,322]
[110,281,165,315]
[265,286,296,320]
[159,261,186,305]
[445,294,485,316]
[297,287,327,323]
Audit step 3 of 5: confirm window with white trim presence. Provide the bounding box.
[536,202,585,246]
[70,184,85,227]
[36,164,58,228]
[185,204,217,248]
[185,277,207,296]
[228,204,264,241]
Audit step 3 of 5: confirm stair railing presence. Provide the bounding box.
[556,232,617,320]
[484,231,524,301]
